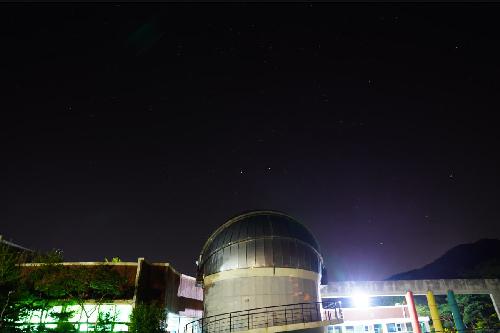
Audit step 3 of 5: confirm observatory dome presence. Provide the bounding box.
[197,210,323,278]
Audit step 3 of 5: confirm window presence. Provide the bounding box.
[354,325,364,333]
[374,324,383,333]
[346,326,355,333]
[387,323,396,333]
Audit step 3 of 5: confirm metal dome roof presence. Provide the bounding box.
[197,211,323,278]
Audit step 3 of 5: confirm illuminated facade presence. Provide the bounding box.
[18,303,133,332]
[17,259,203,332]
[328,306,430,333]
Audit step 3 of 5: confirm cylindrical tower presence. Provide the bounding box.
[197,210,324,317]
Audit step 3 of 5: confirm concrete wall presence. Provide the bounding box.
[320,279,500,317]
[203,268,321,317]
[136,260,203,314]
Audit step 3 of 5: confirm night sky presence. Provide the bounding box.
[2,4,500,281]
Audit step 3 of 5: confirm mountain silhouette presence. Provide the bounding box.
[387,239,500,280]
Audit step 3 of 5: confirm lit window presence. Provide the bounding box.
[354,325,364,333]
[387,323,397,333]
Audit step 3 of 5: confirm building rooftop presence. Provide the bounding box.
[197,210,324,279]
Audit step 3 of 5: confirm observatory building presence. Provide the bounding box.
[190,210,342,333]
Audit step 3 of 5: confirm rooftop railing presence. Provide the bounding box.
[185,301,343,333]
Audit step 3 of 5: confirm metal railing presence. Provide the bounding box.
[185,301,342,333]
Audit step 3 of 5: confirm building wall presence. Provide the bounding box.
[330,318,430,333]
[326,306,430,333]
[17,302,133,332]
[17,259,203,332]
[203,267,321,317]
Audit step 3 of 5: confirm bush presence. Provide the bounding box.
[129,303,166,333]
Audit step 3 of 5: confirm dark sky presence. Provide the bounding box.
[1,4,500,281]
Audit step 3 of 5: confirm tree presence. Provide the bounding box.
[457,294,500,329]
[23,263,127,331]
[0,243,28,330]
[15,250,65,331]
[415,294,500,330]
[129,303,166,333]
[2,246,133,332]
[95,310,118,332]
[6,249,129,332]
[51,307,78,332]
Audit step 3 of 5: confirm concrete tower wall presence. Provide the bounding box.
[203,268,321,316]
[198,211,324,319]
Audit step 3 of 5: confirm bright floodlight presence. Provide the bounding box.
[352,292,370,308]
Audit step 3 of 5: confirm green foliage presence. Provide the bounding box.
[0,244,135,333]
[24,264,127,303]
[105,257,122,263]
[95,310,117,332]
[0,244,24,287]
[19,264,128,331]
[1,245,130,332]
[54,320,78,332]
[416,304,430,317]
[33,250,64,265]
[129,303,166,333]
[0,243,28,328]
[415,294,500,330]
[457,294,500,329]
[49,307,77,332]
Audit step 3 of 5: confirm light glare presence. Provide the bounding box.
[352,293,370,308]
